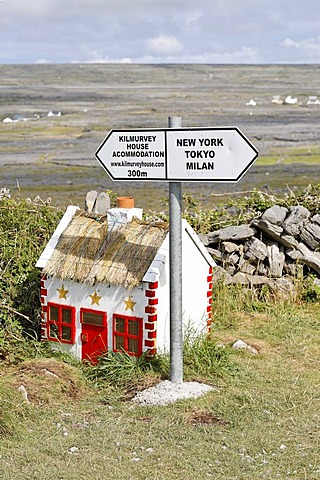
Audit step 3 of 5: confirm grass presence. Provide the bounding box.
[1,289,319,480]
[257,145,320,166]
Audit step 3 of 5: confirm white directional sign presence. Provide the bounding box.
[95,127,258,182]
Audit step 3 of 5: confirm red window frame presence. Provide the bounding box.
[47,302,76,345]
[80,307,107,327]
[113,314,143,357]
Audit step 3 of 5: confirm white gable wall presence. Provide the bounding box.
[152,222,214,353]
[181,224,212,335]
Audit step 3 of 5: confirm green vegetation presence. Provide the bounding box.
[149,183,320,234]
[257,145,320,166]
[0,195,62,363]
[0,188,319,479]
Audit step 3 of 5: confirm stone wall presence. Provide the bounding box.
[201,205,320,294]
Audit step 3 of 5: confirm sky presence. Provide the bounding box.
[1,0,320,64]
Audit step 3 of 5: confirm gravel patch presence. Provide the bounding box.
[132,380,214,406]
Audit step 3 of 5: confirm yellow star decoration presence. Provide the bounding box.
[124,295,137,312]
[57,285,69,299]
[89,291,102,306]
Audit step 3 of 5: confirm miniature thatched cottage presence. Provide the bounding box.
[36,200,214,363]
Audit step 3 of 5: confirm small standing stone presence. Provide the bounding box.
[85,190,98,213]
[94,192,110,215]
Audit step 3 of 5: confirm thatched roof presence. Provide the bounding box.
[43,211,169,289]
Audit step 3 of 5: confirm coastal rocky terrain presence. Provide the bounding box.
[1,64,320,210]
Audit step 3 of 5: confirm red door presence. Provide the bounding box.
[80,308,107,363]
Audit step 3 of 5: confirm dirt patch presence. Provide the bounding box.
[13,358,89,405]
[187,408,229,427]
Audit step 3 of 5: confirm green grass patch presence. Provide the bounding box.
[257,145,320,166]
[1,300,319,480]
[0,190,320,479]
[0,124,83,138]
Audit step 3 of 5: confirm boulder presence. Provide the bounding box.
[251,218,283,241]
[207,225,256,244]
[212,266,232,284]
[261,205,288,225]
[279,234,299,249]
[221,241,240,253]
[207,247,222,260]
[238,258,256,275]
[228,252,240,265]
[286,243,320,275]
[300,222,320,250]
[245,237,267,262]
[311,214,320,226]
[283,205,310,236]
[266,242,285,277]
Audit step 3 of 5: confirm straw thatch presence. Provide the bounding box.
[44,211,169,289]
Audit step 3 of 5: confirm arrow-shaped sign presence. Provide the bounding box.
[95,127,258,182]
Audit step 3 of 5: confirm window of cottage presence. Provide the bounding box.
[113,314,142,356]
[47,303,75,344]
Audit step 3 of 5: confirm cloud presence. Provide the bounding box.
[147,34,183,56]
[282,35,320,59]
[1,0,320,63]
[282,38,300,48]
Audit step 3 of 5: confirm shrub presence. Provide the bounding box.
[0,195,62,361]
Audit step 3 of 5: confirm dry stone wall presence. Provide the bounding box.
[201,205,320,294]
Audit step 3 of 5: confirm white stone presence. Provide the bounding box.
[232,340,258,354]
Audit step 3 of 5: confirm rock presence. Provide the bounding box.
[297,243,320,275]
[256,262,269,276]
[266,242,285,277]
[212,266,232,284]
[232,340,258,355]
[273,277,295,296]
[207,225,256,244]
[226,264,236,276]
[286,243,320,275]
[198,233,209,246]
[207,247,222,260]
[85,190,98,213]
[251,218,283,241]
[228,253,240,265]
[238,257,256,275]
[311,214,320,226]
[231,272,269,286]
[221,241,240,253]
[226,206,241,217]
[300,222,320,250]
[283,205,310,236]
[261,205,288,225]
[283,259,303,277]
[245,237,267,262]
[18,385,30,404]
[279,234,299,249]
[94,192,110,215]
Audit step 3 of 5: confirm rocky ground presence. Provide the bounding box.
[1,64,320,210]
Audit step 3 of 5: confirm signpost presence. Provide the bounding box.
[95,126,258,182]
[95,119,258,384]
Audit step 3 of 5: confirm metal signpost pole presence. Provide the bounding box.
[95,119,258,385]
[168,116,183,384]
